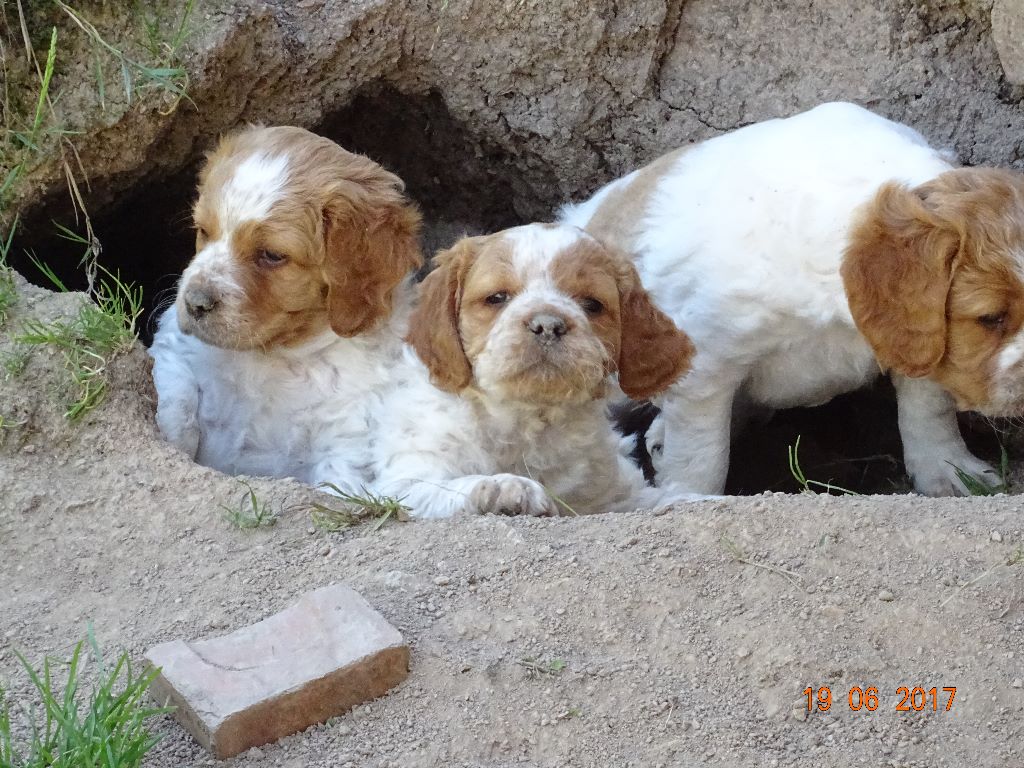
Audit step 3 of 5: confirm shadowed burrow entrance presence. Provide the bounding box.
[9,87,534,344]
[616,380,1010,496]
[316,86,533,255]
[6,84,1014,495]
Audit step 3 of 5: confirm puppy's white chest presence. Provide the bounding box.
[745,323,878,408]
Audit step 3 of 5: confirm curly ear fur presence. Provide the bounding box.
[323,165,423,337]
[616,262,694,399]
[406,238,480,392]
[841,180,962,378]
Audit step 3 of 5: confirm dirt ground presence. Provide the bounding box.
[3,279,1024,768]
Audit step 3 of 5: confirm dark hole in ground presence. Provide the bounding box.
[317,86,532,254]
[10,163,200,344]
[10,87,534,342]
[6,85,1012,495]
[618,380,1007,495]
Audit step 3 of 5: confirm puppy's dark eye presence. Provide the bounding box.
[580,297,604,315]
[257,249,288,267]
[978,312,1008,329]
[485,292,509,306]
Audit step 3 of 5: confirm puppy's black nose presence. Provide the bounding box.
[527,313,568,341]
[184,285,219,319]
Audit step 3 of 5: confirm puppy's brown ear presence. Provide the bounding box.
[841,180,961,378]
[406,238,480,392]
[323,162,423,337]
[616,261,695,400]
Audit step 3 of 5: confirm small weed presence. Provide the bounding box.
[517,657,567,679]
[942,545,1024,608]
[949,444,1011,496]
[721,534,803,588]
[0,217,18,326]
[0,413,25,445]
[16,259,141,420]
[310,485,410,532]
[220,480,279,529]
[787,435,859,495]
[0,630,169,768]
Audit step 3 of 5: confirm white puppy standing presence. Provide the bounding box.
[150,126,421,491]
[372,223,695,518]
[562,102,1024,496]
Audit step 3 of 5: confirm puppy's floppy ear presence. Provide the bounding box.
[841,179,962,378]
[616,259,694,400]
[406,238,481,392]
[322,162,423,337]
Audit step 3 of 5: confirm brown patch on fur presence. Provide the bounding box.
[409,227,693,401]
[551,240,693,399]
[405,236,492,392]
[548,244,623,368]
[189,125,422,348]
[583,147,690,251]
[842,167,1024,408]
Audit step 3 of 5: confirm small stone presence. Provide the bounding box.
[878,590,895,602]
[991,531,1003,543]
[319,545,331,557]
[1012,678,1023,689]
[22,445,35,454]
[433,576,450,586]
[737,647,751,659]
[146,584,409,759]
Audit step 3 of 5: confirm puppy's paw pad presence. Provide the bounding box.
[468,475,557,517]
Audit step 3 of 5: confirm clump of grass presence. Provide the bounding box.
[949,444,1011,496]
[1,25,65,208]
[55,1,194,114]
[517,657,567,679]
[16,260,141,420]
[309,485,410,532]
[0,632,169,768]
[787,435,859,495]
[220,480,279,530]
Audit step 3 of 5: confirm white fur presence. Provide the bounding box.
[150,295,410,491]
[222,153,290,225]
[150,144,407,492]
[561,101,994,496]
[372,225,694,519]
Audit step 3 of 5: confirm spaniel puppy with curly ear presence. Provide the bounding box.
[561,101,1024,496]
[370,223,695,519]
[149,126,421,490]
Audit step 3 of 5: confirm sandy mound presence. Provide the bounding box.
[2,277,1023,767]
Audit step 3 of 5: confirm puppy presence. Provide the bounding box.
[561,101,1024,496]
[371,223,694,518]
[149,126,421,490]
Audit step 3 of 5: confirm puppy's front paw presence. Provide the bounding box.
[155,403,200,459]
[907,452,1000,497]
[467,474,558,517]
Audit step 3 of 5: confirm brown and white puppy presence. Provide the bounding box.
[371,222,696,519]
[561,101,1024,496]
[149,125,422,490]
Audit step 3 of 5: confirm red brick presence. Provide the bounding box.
[145,584,409,759]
